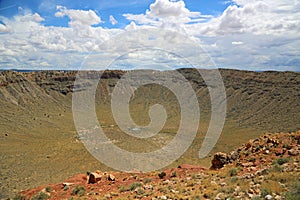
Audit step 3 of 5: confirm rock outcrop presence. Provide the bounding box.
[211,152,229,169]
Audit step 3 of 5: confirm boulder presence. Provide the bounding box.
[88,172,102,184]
[288,149,299,156]
[211,152,228,169]
[158,171,166,179]
[228,151,239,161]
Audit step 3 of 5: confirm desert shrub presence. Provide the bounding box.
[203,193,212,199]
[273,157,290,165]
[45,186,51,193]
[136,188,145,195]
[228,168,238,177]
[225,187,235,194]
[191,195,201,200]
[284,180,300,200]
[231,176,239,183]
[255,146,261,152]
[143,178,152,184]
[63,185,69,191]
[272,163,283,172]
[31,192,49,200]
[130,182,142,191]
[13,194,26,200]
[119,186,128,193]
[260,188,272,197]
[120,182,143,192]
[218,188,226,193]
[252,196,261,200]
[71,185,86,196]
[158,187,167,194]
[170,171,177,178]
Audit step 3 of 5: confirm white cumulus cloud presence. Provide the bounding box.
[55,6,101,27]
[0,0,299,71]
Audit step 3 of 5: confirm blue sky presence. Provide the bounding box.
[0,0,299,71]
[0,0,230,28]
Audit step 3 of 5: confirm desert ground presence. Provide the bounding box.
[0,69,299,199]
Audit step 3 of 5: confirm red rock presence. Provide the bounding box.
[88,172,102,184]
[246,142,252,149]
[288,149,299,156]
[275,149,284,156]
[107,174,115,181]
[242,162,254,167]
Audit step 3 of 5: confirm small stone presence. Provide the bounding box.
[242,162,254,167]
[107,174,115,181]
[220,182,227,187]
[274,195,282,200]
[210,181,218,186]
[235,186,241,192]
[241,173,254,179]
[229,151,239,161]
[256,168,269,176]
[159,195,167,200]
[254,188,261,194]
[275,149,284,156]
[63,182,73,187]
[288,149,299,156]
[265,194,273,199]
[248,188,255,194]
[246,142,252,149]
[215,193,224,200]
[170,189,178,194]
[144,185,153,190]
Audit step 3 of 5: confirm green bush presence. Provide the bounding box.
[136,188,145,195]
[276,157,290,165]
[170,171,177,178]
[71,185,86,196]
[129,182,143,191]
[231,176,239,183]
[31,192,49,200]
[143,178,152,184]
[228,168,238,177]
[119,182,143,192]
[45,186,51,193]
[272,163,283,172]
[285,180,300,200]
[260,188,272,197]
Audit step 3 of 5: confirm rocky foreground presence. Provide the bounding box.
[16,131,300,200]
